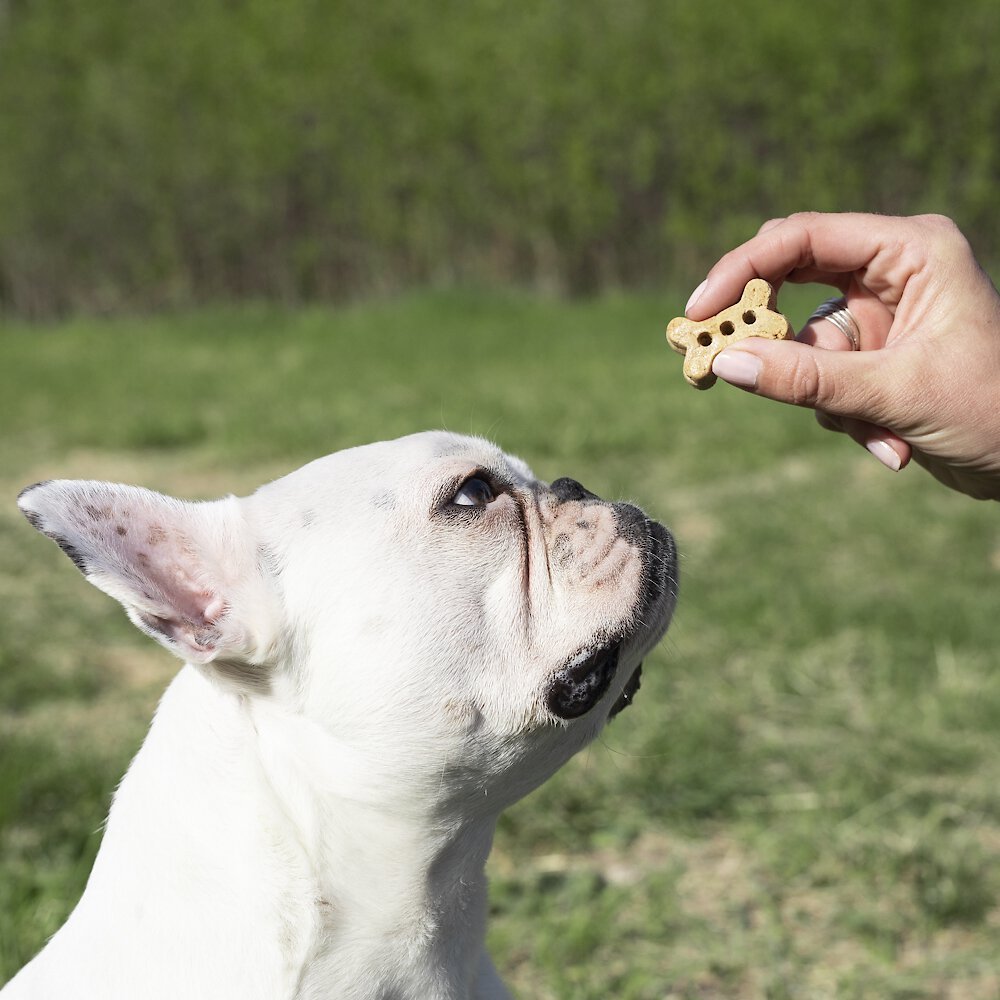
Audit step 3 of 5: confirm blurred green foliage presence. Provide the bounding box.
[1,0,999,315]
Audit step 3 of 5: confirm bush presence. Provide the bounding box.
[2,0,999,315]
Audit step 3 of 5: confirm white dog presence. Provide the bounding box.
[3,431,676,1000]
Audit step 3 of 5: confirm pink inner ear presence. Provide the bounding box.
[127,559,230,659]
[132,550,226,631]
[94,514,230,650]
[21,479,250,664]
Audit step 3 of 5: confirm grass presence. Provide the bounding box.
[1,289,999,997]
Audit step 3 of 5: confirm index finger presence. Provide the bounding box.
[686,212,891,320]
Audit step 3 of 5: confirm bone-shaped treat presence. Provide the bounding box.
[666,278,792,389]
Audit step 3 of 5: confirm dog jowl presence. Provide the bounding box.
[4,431,677,1000]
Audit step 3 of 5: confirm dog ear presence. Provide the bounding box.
[17,480,279,676]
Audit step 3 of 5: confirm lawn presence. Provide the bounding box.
[1,291,999,998]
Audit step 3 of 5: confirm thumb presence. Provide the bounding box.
[711,338,898,424]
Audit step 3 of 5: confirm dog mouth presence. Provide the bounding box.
[545,513,675,722]
[608,662,642,719]
[545,642,622,720]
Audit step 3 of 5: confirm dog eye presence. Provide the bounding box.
[452,477,495,507]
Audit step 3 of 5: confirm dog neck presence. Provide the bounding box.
[246,674,504,998]
[39,666,505,1000]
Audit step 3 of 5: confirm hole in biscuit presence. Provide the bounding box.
[696,331,713,346]
[742,310,757,324]
[720,321,735,336]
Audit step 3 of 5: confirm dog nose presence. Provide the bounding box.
[612,502,648,545]
[550,477,599,503]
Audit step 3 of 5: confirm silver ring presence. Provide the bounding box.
[807,297,861,351]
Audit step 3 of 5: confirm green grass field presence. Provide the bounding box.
[2,292,999,998]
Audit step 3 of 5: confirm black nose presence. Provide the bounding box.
[550,477,599,503]
[612,502,648,546]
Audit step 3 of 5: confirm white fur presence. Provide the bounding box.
[3,431,676,999]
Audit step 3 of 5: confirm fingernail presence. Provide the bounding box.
[685,279,709,315]
[711,349,762,390]
[866,438,903,472]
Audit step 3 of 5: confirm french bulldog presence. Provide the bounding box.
[3,431,677,999]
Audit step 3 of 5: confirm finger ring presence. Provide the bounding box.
[807,297,861,351]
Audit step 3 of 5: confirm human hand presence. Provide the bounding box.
[684,212,1000,501]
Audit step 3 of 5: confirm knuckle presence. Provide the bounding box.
[784,210,824,231]
[756,216,787,235]
[915,213,972,254]
[916,212,959,233]
[785,353,829,408]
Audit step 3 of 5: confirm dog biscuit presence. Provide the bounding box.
[666,278,791,389]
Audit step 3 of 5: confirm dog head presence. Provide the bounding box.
[18,432,677,812]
